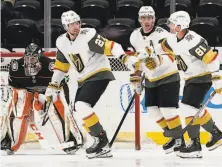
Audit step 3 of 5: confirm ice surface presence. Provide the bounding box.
[1,145,222,167]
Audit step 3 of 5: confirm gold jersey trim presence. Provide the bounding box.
[77,68,112,82]
[146,70,178,82]
[184,72,211,81]
[202,50,218,64]
[54,59,70,73]
[161,39,175,61]
[104,40,114,56]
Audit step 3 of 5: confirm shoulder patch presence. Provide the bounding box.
[80,29,89,35]
[185,34,194,42]
[48,62,54,72]
[11,60,18,71]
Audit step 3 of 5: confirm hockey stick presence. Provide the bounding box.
[67,110,84,145]
[164,90,216,138]
[62,82,84,147]
[41,97,76,148]
[110,74,145,147]
[28,121,75,150]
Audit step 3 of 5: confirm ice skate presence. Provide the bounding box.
[206,124,222,151]
[177,137,202,158]
[1,134,14,155]
[162,138,175,154]
[86,131,112,159]
[174,137,185,152]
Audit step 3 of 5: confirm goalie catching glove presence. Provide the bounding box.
[130,71,143,95]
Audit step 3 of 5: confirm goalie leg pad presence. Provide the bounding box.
[33,91,83,152]
[10,89,33,151]
[0,116,8,143]
[57,90,84,146]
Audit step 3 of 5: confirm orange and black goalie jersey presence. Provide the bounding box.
[8,56,54,93]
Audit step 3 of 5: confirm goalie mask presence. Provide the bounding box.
[24,43,42,76]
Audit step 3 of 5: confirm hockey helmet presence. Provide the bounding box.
[24,43,42,76]
[167,11,191,31]
[138,6,155,22]
[61,10,80,31]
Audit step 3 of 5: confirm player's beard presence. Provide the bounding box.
[69,29,80,38]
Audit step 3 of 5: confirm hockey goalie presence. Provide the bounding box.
[0,43,84,155]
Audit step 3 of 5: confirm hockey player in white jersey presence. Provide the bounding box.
[129,6,185,154]
[167,11,222,158]
[45,10,135,159]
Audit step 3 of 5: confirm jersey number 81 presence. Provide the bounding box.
[195,45,207,57]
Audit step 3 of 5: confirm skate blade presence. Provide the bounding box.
[0,149,14,156]
[164,147,174,154]
[96,151,113,158]
[87,147,112,159]
[177,151,202,158]
[65,150,77,155]
[208,142,222,151]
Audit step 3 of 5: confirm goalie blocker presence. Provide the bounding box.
[0,43,83,155]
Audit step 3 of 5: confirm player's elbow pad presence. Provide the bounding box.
[111,42,125,58]
[51,70,65,85]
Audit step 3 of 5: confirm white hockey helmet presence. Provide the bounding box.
[168,11,191,30]
[61,10,80,31]
[138,6,155,21]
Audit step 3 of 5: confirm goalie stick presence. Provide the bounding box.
[41,98,76,150]
[164,90,216,138]
[28,121,75,150]
[67,110,84,146]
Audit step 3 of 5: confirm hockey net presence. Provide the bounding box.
[0,51,156,150]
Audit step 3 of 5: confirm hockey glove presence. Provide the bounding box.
[212,75,222,94]
[45,82,61,102]
[137,47,153,60]
[121,54,139,71]
[130,72,143,95]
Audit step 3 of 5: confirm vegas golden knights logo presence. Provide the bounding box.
[68,53,84,72]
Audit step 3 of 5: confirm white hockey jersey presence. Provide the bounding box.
[166,30,219,83]
[130,26,180,87]
[54,28,115,85]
